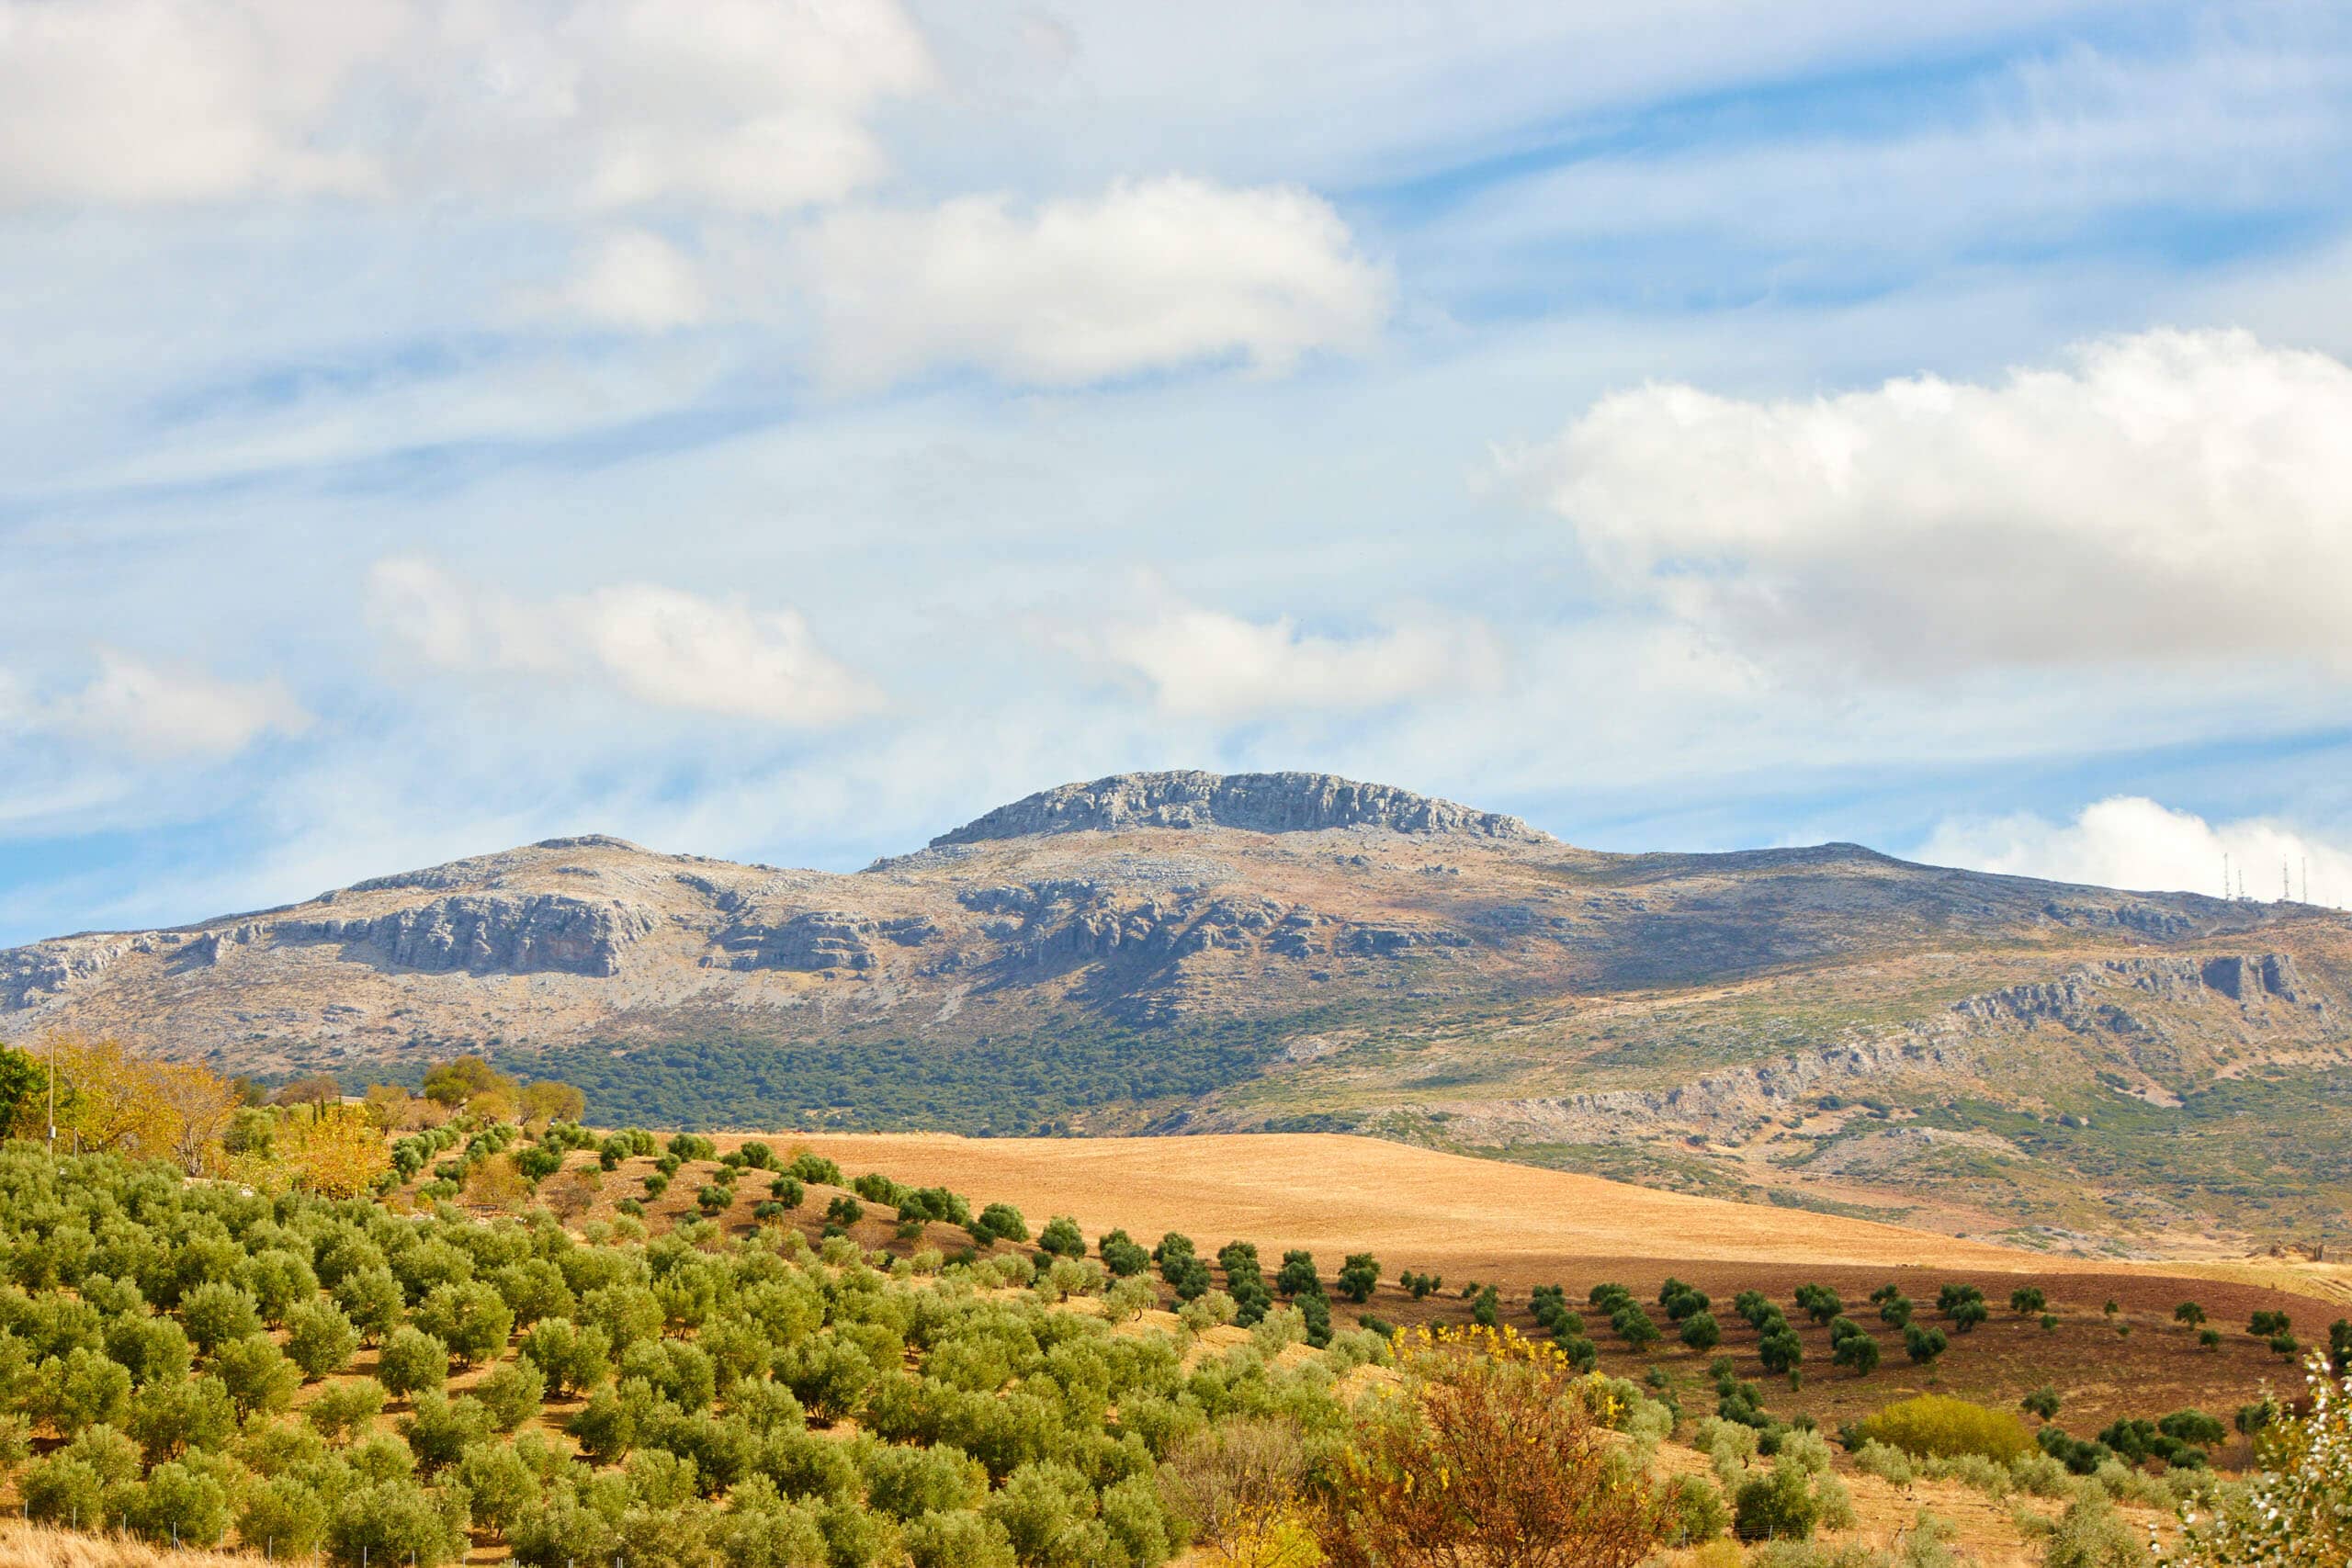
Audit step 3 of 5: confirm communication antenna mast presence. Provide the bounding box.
[2238,867,2247,901]
[2302,857,2309,904]
[2222,852,2231,901]
[2285,860,2292,903]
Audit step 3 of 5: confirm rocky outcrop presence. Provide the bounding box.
[284,894,653,976]
[1439,1038,1977,1145]
[931,771,1544,846]
[1,937,144,1009]
[713,911,937,974]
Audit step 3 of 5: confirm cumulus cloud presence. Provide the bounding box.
[8,649,312,760]
[801,175,1391,387]
[0,0,931,212]
[1919,795,2352,905]
[368,558,879,727]
[548,230,709,331]
[1067,600,1503,721]
[1509,329,2352,679]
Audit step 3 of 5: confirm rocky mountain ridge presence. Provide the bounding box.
[6,769,2349,1253]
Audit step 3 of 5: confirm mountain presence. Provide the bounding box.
[7,769,2349,1255]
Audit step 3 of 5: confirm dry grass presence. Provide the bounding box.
[772,1130,2046,1275]
[0,1522,272,1566]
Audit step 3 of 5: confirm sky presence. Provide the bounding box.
[6,0,2352,943]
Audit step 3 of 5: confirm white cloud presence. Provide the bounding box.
[1067,600,1503,721]
[802,175,1391,387]
[549,229,709,331]
[1918,795,2352,905]
[368,558,880,727]
[1509,328,2352,678]
[0,0,931,213]
[15,649,313,760]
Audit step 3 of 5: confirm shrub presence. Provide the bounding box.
[239,1474,331,1559]
[1794,1284,1842,1325]
[1035,1216,1085,1258]
[1336,1252,1380,1303]
[1831,1326,1881,1376]
[215,1333,300,1418]
[1310,1325,1666,1568]
[1734,1460,1820,1541]
[1904,1325,1948,1365]
[306,1380,386,1446]
[2009,1286,2047,1314]
[770,1174,806,1207]
[2022,1385,2061,1421]
[375,1325,448,1399]
[1759,1326,1803,1374]
[904,1508,1018,1568]
[1853,1396,2031,1462]
[1667,1473,1731,1545]
[973,1203,1027,1245]
[2041,1489,2142,1568]
[1683,1311,1723,1352]
[1099,1230,1152,1279]
[324,1477,469,1568]
[476,1356,546,1432]
[126,1458,232,1547]
[668,1133,718,1162]
[333,1266,403,1345]
[179,1280,262,1354]
[517,1316,612,1397]
[286,1297,360,1380]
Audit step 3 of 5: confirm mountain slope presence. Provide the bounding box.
[7,769,2348,1253]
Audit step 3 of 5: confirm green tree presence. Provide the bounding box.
[286,1297,360,1381]
[215,1333,300,1419]
[375,1326,448,1400]
[1336,1253,1380,1303]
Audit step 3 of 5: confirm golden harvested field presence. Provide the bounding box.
[774,1131,2045,1277]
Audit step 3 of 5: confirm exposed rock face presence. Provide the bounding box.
[932,771,1544,846]
[283,895,654,977]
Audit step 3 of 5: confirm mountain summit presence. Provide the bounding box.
[931,771,1544,845]
[4,769,2346,1252]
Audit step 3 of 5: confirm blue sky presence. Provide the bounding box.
[6,0,2352,943]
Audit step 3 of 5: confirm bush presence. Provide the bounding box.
[306,1380,386,1446]
[179,1280,262,1354]
[1853,1396,2031,1462]
[1035,1216,1085,1258]
[238,1474,331,1559]
[285,1297,360,1380]
[974,1202,1028,1245]
[904,1508,1018,1568]
[1336,1252,1380,1303]
[1667,1473,1731,1545]
[2022,1385,2061,1420]
[1682,1311,1723,1352]
[324,1477,469,1568]
[215,1333,300,1418]
[375,1325,448,1399]
[1734,1460,1821,1541]
[127,1458,232,1547]
[1310,1325,1666,1568]
[1904,1325,1948,1365]
[2041,1489,2142,1568]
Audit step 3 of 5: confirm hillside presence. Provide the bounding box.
[7,769,2350,1253]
